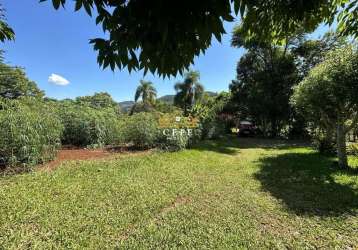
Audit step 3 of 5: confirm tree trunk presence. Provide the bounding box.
[336,120,348,168]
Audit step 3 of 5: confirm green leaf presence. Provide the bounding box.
[83,2,92,16]
[75,0,82,11]
[233,0,240,15]
[52,0,61,10]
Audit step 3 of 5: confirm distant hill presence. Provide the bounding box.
[119,91,218,111]
[157,92,217,104]
[205,91,217,97]
[118,101,135,112]
[157,95,175,104]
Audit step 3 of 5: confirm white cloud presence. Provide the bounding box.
[48,73,70,86]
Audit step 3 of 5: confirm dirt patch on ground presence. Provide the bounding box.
[41,149,112,171]
[40,147,153,171]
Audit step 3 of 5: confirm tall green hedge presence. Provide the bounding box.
[55,102,123,147]
[0,98,63,167]
[0,97,205,168]
[121,112,159,149]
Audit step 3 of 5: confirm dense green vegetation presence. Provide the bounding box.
[0,62,230,169]
[0,138,356,248]
[229,30,351,139]
[230,26,300,137]
[227,28,358,168]
[174,71,204,116]
[0,60,44,99]
[0,97,62,167]
[292,46,358,168]
[54,101,122,148]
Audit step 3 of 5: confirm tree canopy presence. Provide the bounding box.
[230,25,301,137]
[291,46,358,168]
[134,80,157,105]
[229,48,299,137]
[292,31,348,77]
[0,61,44,99]
[75,92,119,110]
[42,0,357,77]
[174,71,204,115]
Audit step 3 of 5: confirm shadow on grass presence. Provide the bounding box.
[191,139,239,155]
[234,137,311,150]
[0,165,32,178]
[192,136,310,155]
[255,152,358,216]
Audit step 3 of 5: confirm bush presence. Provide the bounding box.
[156,113,201,151]
[56,102,123,148]
[122,112,159,149]
[157,132,189,152]
[190,96,229,140]
[201,119,226,139]
[0,98,63,167]
[312,134,336,155]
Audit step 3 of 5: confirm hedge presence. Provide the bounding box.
[55,103,123,148]
[0,98,63,167]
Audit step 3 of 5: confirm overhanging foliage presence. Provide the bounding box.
[41,0,357,77]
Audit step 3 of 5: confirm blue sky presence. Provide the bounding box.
[1,1,328,102]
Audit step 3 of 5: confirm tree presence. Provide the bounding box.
[154,100,179,114]
[230,51,299,137]
[129,101,155,115]
[134,80,157,105]
[230,26,300,137]
[42,0,357,77]
[292,31,348,78]
[291,46,358,168]
[289,32,349,143]
[75,92,119,110]
[174,71,204,116]
[0,62,44,99]
[0,5,14,42]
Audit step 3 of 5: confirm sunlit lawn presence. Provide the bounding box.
[0,138,357,249]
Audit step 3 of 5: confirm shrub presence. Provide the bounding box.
[190,95,229,140]
[0,98,63,167]
[156,113,201,151]
[157,132,189,152]
[201,119,226,139]
[312,132,336,155]
[122,112,159,149]
[129,102,155,115]
[56,102,123,148]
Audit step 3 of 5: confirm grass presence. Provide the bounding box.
[0,138,357,249]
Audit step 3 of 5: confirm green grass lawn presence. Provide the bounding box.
[0,138,357,249]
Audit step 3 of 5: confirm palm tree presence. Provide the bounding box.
[134,80,157,105]
[174,71,204,115]
[0,5,15,42]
